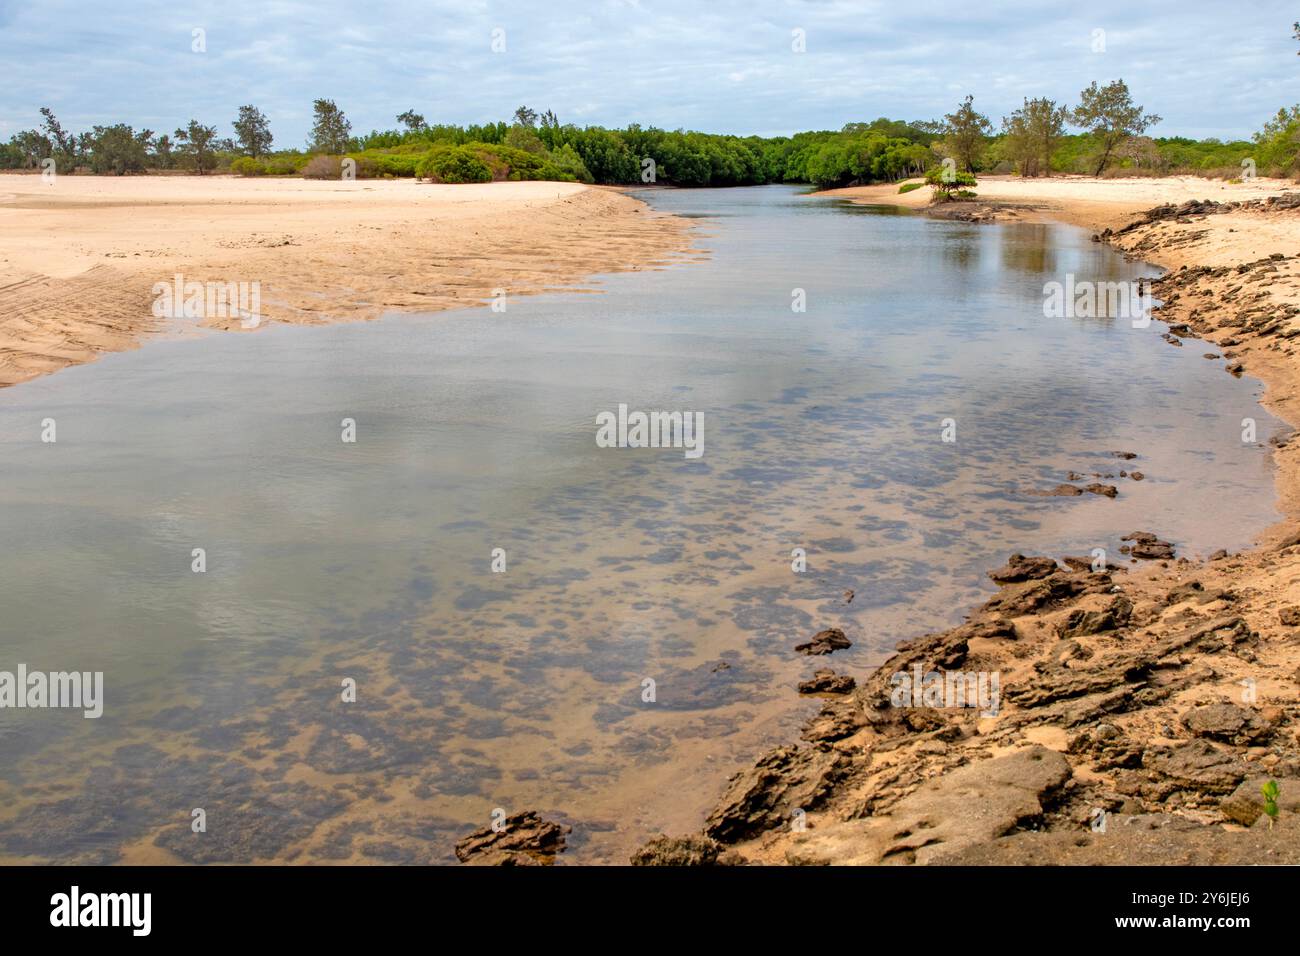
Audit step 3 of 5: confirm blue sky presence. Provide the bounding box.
[1,0,1297,145]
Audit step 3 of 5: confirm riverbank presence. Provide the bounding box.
[0,175,695,389]
[630,175,1300,866]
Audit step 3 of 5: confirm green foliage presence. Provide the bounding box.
[1072,79,1162,175]
[898,180,923,193]
[174,119,219,174]
[940,95,993,173]
[926,165,977,199]
[230,156,266,176]
[310,99,352,154]
[86,124,150,174]
[1253,106,1300,176]
[416,146,493,183]
[1262,780,1280,828]
[233,105,273,158]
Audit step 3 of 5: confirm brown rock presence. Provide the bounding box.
[795,627,852,656]
[631,834,726,866]
[988,553,1059,584]
[454,811,569,866]
[798,669,856,695]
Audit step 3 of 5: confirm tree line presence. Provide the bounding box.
[3,79,1296,186]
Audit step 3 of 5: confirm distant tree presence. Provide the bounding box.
[1294,20,1299,52]
[87,125,150,175]
[1002,97,1069,176]
[1072,79,1161,175]
[941,95,993,173]
[540,109,559,129]
[513,105,538,128]
[309,99,352,154]
[153,133,174,169]
[233,105,273,157]
[39,107,77,171]
[174,120,219,174]
[504,124,547,154]
[397,110,427,132]
[9,129,51,169]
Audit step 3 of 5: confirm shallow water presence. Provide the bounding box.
[0,184,1283,863]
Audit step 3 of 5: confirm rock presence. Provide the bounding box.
[988,553,1058,584]
[798,669,856,695]
[1280,606,1300,626]
[1083,483,1118,498]
[784,746,1071,865]
[802,697,868,743]
[1130,471,1145,481]
[1122,531,1175,560]
[843,589,855,604]
[1061,555,1117,573]
[704,746,851,843]
[1056,596,1133,638]
[1142,740,1246,798]
[795,627,852,656]
[454,811,569,866]
[1034,483,1083,497]
[630,834,726,866]
[1180,702,1275,745]
[1220,776,1299,827]
[1165,581,1204,605]
[1111,451,1138,460]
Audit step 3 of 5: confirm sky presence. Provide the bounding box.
[1,0,1297,146]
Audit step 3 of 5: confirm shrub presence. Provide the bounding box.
[230,156,266,176]
[301,155,343,179]
[417,146,493,183]
[925,165,977,199]
[263,155,300,176]
[898,180,923,193]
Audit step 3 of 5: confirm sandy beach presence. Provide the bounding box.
[0,175,695,389]
[632,174,1300,866]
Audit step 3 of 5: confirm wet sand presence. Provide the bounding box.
[0,175,695,389]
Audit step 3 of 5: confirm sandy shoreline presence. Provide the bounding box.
[0,175,696,389]
[626,175,1300,867]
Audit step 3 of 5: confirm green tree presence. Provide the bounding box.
[1072,79,1161,175]
[941,95,993,173]
[504,124,547,154]
[152,133,174,169]
[233,105,273,157]
[39,107,78,172]
[397,110,427,133]
[310,99,352,154]
[174,120,219,174]
[87,125,150,175]
[1002,97,1069,176]
[513,105,538,128]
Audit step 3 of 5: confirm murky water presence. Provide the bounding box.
[0,185,1282,863]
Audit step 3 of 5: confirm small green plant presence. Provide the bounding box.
[898,180,923,194]
[1262,780,1280,828]
[229,156,266,177]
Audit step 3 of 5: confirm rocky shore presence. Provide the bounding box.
[623,185,1300,866]
[449,179,1300,867]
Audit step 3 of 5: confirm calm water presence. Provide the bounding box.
[0,185,1282,863]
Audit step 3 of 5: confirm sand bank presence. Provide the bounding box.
[0,175,695,389]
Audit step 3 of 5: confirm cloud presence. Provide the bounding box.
[1,0,1296,143]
